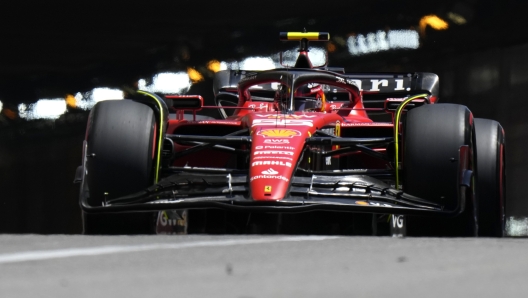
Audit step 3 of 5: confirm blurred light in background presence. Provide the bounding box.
[419,15,449,35]
[65,94,76,108]
[388,30,420,49]
[447,12,467,25]
[18,99,67,120]
[219,61,239,70]
[0,100,3,114]
[277,47,327,67]
[239,57,276,70]
[347,30,419,56]
[92,88,124,102]
[138,72,191,94]
[506,217,528,236]
[187,67,204,83]
[218,57,275,71]
[207,60,221,73]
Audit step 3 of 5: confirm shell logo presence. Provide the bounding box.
[256,129,301,138]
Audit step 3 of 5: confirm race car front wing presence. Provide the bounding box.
[80,145,472,217]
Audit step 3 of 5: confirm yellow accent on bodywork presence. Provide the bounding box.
[393,94,428,190]
[137,90,164,183]
[288,32,319,40]
[286,32,329,40]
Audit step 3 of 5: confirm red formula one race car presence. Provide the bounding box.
[75,32,506,237]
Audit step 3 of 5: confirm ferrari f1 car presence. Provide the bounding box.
[75,32,506,237]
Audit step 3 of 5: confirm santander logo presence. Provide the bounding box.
[261,168,279,175]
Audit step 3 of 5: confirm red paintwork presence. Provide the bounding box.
[167,105,382,201]
[163,41,419,203]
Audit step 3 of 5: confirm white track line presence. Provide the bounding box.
[0,236,338,264]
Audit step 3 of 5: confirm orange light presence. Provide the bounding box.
[187,67,204,83]
[3,108,17,120]
[65,94,76,108]
[207,60,221,73]
[419,15,449,36]
[327,42,336,53]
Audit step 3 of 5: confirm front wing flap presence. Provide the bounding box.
[81,171,468,217]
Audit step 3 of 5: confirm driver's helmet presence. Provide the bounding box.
[293,83,326,112]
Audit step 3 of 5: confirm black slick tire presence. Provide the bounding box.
[474,118,506,237]
[82,100,156,235]
[403,103,477,237]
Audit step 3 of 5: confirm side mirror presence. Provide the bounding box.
[215,92,239,119]
[165,95,203,120]
[165,95,203,110]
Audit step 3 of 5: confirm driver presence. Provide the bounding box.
[294,83,326,112]
[274,83,326,112]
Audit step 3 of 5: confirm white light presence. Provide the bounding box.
[219,61,240,71]
[240,57,276,70]
[277,47,327,67]
[506,216,528,237]
[73,92,93,110]
[18,99,67,120]
[388,30,420,49]
[92,88,124,102]
[139,72,191,94]
[347,30,420,56]
[0,100,3,113]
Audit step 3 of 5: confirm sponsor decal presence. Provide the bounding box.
[257,129,301,138]
[253,119,313,127]
[329,103,345,110]
[342,77,410,92]
[250,175,289,182]
[255,145,295,150]
[341,122,393,127]
[392,215,404,229]
[261,168,279,175]
[248,103,269,109]
[253,156,293,161]
[156,210,187,235]
[264,139,290,144]
[255,114,317,118]
[264,186,272,193]
[240,74,257,82]
[252,160,292,168]
[197,120,240,125]
[255,150,294,156]
[355,201,393,207]
[266,145,295,150]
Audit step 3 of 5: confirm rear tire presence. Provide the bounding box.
[403,104,477,237]
[82,100,157,235]
[474,118,506,237]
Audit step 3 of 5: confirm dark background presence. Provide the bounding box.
[1,0,527,233]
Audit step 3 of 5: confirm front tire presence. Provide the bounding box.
[82,100,157,235]
[403,104,477,236]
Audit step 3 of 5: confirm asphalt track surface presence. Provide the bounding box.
[1,235,528,298]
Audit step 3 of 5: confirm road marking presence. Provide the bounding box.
[0,236,338,264]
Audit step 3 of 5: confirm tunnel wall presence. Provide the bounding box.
[1,43,528,234]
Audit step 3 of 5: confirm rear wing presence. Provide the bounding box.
[213,70,439,100]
